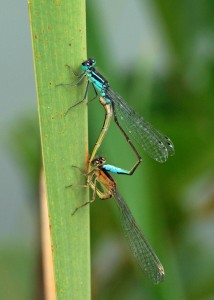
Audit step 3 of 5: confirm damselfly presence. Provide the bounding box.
[72,156,165,284]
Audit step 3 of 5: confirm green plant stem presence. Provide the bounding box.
[29,0,90,299]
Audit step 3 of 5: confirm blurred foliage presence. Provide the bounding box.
[0,247,37,300]
[4,0,214,299]
[86,1,214,299]
[6,113,43,300]
[9,113,41,194]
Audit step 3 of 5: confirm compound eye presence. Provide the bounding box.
[101,157,106,164]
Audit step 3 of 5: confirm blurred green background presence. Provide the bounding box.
[1,0,214,299]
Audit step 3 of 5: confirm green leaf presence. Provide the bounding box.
[29,0,90,299]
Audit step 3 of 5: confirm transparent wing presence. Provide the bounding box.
[113,189,165,284]
[108,88,175,163]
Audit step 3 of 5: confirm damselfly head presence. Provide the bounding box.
[91,156,106,167]
[81,58,96,70]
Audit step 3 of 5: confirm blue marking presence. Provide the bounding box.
[90,77,103,91]
[105,97,111,104]
[103,164,129,175]
[81,65,88,71]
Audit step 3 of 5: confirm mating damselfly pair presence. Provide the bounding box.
[61,58,174,284]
